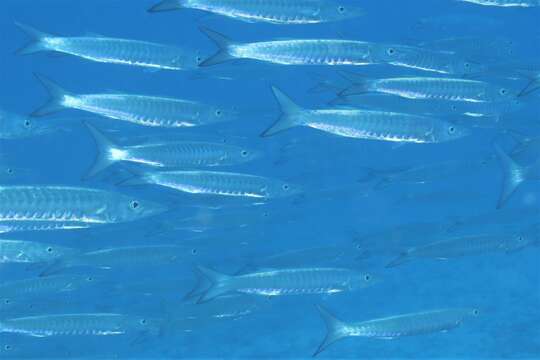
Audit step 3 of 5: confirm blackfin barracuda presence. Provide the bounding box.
[15,22,201,71]
[0,240,77,264]
[261,86,470,143]
[0,186,166,231]
[314,306,479,356]
[0,313,160,337]
[190,267,377,303]
[83,122,259,178]
[31,74,238,128]
[148,0,363,24]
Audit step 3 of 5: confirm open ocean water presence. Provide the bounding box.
[0,0,539,359]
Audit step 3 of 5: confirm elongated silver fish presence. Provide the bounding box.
[314,306,479,356]
[340,77,515,103]
[262,87,470,143]
[0,313,159,337]
[0,275,100,301]
[457,0,539,7]
[0,108,55,140]
[120,170,301,199]
[83,122,259,178]
[0,186,166,230]
[191,266,376,303]
[15,23,201,71]
[41,245,197,276]
[148,0,363,24]
[0,240,77,264]
[386,226,537,267]
[31,74,237,128]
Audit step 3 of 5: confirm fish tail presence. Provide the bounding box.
[198,27,235,67]
[313,305,350,357]
[83,122,119,179]
[337,71,373,96]
[190,266,234,304]
[494,144,527,209]
[14,22,52,55]
[32,73,71,117]
[116,171,150,187]
[518,78,540,97]
[386,251,411,268]
[147,0,183,12]
[261,86,304,137]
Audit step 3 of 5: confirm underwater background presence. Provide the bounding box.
[1,0,539,358]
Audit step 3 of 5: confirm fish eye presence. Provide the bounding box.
[196,56,202,63]
[464,62,471,68]
[86,276,94,281]
[24,119,31,128]
[241,150,249,157]
[46,247,53,253]
[130,200,140,209]
[6,168,13,175]
[191,248,197,255]
[139,319,147,325]
[499,88,508,95]
[448,126,456,134]
[4,345,12,351]
[472,309,480,316]
[215,109,222,117]
[364,274,371,281]
[3,299,10,305]
[338,5,345,13]
[386,48,396,56]
[282,184,290,191]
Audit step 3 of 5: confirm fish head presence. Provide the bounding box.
[0,111,57,140]
[432,121,471,142]
[169,51,203,70]
[318,3,364,22]
[368,44,417,64]
[350,272,380,290]
[42,244,78,260]
[205,105,240,124]
[115,196,168,221]
[227,146,262,164]
[263,180,303,198]
[450,59,487,77]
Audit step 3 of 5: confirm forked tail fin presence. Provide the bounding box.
[83,122,119,179]
[313,305,350,357]
[494,144,528,209]
[32,74,71,117]
[191,266,234,304]
[148,0,183,12]
[14,22,52,55]
[198,27,236,67]
[386,250,412,268]
[261,86,304,137]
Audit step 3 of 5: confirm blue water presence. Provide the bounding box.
[1,0,539,358]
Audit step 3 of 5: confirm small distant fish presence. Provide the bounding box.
[0,313,160,337]
[148,0,363,24]
[83,122,259,178]
[386,226,538,267]
[457,0,540,7]
[0,240,77,264]
[40,245,198,276]
[262,86,470,143]
[0,186,166,231]
[340,77,515,103]
[15,22,201,71]
[31,74,237,128]
[190,266,376,303]
[120,170,301,199]
[314,306,479,356]
[495,145,540,208]
[0,108,55,140]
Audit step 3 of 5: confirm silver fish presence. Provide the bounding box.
[262,87,470,143]
[83,122,259,178]
[0,240,77,264]
[0,313,159,337]
[386,226,538,267]
[148,0,363,24]
[0,108,55,140]
[314,306,479,356]
[15,23,201,71]
[0,275,101,301]
[457,0,539,7]
[340,77,515,103]
[120,170,301,199]
[41,245,197,276]
[0,220,93,234]
[191,266,376,303]
[31,74,237,128]
[0,186,166,230]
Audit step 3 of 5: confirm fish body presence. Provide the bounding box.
[0,186,165,228]
[16,23,200,71]
[0,275,100,300]
[0,313,158,337]
[84,123,259,177]
[314,307,478,356]
[193,267,375,302]
[149,0,363,24]
[262,87,469,143]
[341,77,514,103]
[457,0,540,7]
[120,170,300,199]
[32,75,236,128]
[0,240,76,264]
